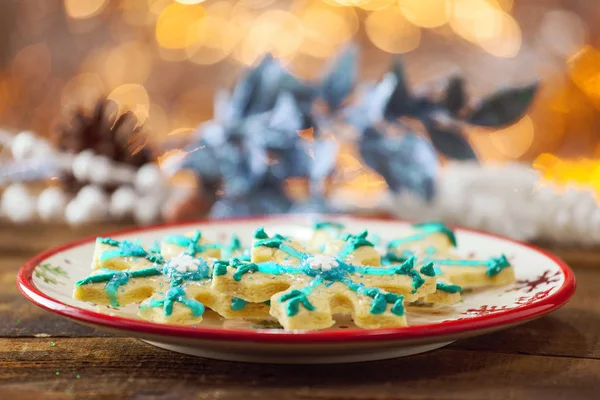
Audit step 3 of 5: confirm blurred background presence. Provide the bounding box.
[1,0,598,163]
[2,0,600,243]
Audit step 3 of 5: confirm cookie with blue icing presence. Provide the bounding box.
[91,237,164,271]
[76,251,269,325]
[307,221,346,253]
[211,228,441,330]
[386,222,456,262]
[384,223,515,288]
[160,230,221,260]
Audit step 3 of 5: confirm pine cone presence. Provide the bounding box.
[54,98,152,167]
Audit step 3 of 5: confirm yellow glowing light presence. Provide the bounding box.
[238,10,304,64]
[540,10,587,59]
[206,1,234,17]
[148,0,172,14]
[533,154,600,191]
[61,73,106,108]
[357,0,396,10]
[176,0,206,4]
[568,45,600,105]
[365,7,421,54]
[449,0,499,43]
[145,103,169,139]
[449,0,521,57]
[486,0,513,12]
[299,6,354,58]
[399,0,449,28]
[64,0,108,19]
[108,84,150,124]
[103,42,152,89]
[476,11,522,58]
[11,44,52,81]
[121,0,156,26]
[237,0,276,8]
[155,3,206,49]
[186,16,238,65]
[489,115,534,158]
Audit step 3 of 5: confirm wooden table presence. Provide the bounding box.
[1,224,599,400]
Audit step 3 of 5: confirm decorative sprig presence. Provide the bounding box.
[175,44,538,217]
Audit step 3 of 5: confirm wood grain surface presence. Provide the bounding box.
[1,223,598,400]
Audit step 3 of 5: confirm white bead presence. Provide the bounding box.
[77,184,107,203]
[1,184,35,223]
[135,163,164,194]
[88,155,113,185]
[72,150,95,182]
[37,187,68,222]
[109,186,138,219]
[111,164,136,184]
[589,209,600,242]
[65,199,89,226]
[11,131,39,160]
[76,185,108,220]
[134,196,162,225]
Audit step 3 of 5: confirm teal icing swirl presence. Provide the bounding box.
[387,222,457,249]
[98,238,163,264]
[254,227,269,239]
[279,290,315,316]
[436,282,462,293]
[83,237,216,316]
[231,297,247,311]
[313,221,345,239]
[338,230,374,258]
[163,231,220,257]
[342,278,405,316]
[76,267,162,307]
[148,286,205,317]
[424,254,511,277]
[314,221,344,230]
[253,231,308,260]
[222,235,247,260]
[419,262,439,277]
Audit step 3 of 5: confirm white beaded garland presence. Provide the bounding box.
[74,185,109,222]
[64,199,88,226]
[1,183,36,223]
[109,186,138,219]
[135,163,164,194]
[134,195,163,225]
[11,131,39,160]
[37,187,68,222]
[377,162,600,245]
[71,150,95,182]
[88,155,113,185]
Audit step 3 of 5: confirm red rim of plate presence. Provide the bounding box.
[17,214,576,344]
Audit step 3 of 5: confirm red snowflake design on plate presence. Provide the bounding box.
[461,305,512,316]
[506,270,561,293]
[514,288,554,306]
[461,287,556,317]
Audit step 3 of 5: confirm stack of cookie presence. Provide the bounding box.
[74,221,515,330]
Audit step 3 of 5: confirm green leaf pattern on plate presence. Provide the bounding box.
[34,263,69,285]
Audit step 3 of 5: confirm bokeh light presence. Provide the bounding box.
[108,84,151,124]
[399,0,449,28]
[236,10,304,64]
[2,0,600,196]
[103,42,153,89]
[365,6,421,53]
[63,0,108,19]
[155,2,206,49]
[489,115,535,158]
